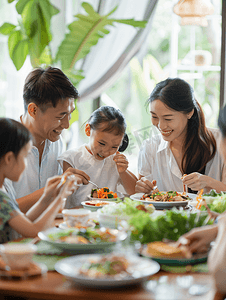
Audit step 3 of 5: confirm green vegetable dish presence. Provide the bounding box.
[47,228,118,244]
[201,189,226,213]
[129,208,214,244]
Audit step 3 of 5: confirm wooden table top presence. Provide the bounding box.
[0,269,224,300]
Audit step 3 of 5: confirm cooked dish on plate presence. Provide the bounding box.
[91,187,118,199]
[144,241,192,259]
[55,254,160,288]
[79,254,131,279]
[47,227,118,244]
[140,240,209,266]
[84,200,112,207]
[141,190,190,202]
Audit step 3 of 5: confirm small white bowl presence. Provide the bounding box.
[62,208,91,227]
[0,243,37,270]
[97,210,130,229]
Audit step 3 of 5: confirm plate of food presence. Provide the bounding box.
[38,227,126,254]
[55,252,160,288]
[130,191,195,210]
[87,187,124,201]
[81,200,116,211]
[140,241,208,266]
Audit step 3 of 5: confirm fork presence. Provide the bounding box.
[88,180,99,189]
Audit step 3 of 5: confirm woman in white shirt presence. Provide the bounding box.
[135,78,226,194]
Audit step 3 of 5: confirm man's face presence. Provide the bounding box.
[34,98,75,142]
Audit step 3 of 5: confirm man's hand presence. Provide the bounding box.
[63,167,90,185]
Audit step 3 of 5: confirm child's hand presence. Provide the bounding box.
[113,151,129,174]
[42,176,63,201]
[57,175,79,200]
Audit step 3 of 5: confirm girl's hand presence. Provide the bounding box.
[182,172,208,191]
[113,151,129,173]
[42,176,62,201]
[135,178,157,194]
[57,175,78,200]
[42,174,83,202]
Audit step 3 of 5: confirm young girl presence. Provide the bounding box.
[0,118,78,243]
[135,78,226,194]
[58,106,137,208]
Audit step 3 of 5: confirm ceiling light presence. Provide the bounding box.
[173,0,214,27]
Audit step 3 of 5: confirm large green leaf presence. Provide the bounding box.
[63,69,85,87]
[56,2,147,70]
[0,23,16,35]
[8,30,22,59]
[19,0,59,62]
[12,39,29,70]
[16,0,31,14]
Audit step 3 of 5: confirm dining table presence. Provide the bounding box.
[0,264,225,300]
[0,210,225,300]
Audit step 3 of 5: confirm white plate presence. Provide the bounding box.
[55,254,160,288]
[81,200,116,211]
[130,192,196,210]
[38,227,126,254]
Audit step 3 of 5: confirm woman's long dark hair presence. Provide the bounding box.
[148,78,216,175]
[0,118,31,159]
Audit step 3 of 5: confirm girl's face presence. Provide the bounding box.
[10,141,32,182]
[150,100,193,144]
[87,125,124,160]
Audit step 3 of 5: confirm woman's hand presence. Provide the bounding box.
[182,172,208,191]
[135,177,156,194]
[177,225,218,254]
[113,152,129,173]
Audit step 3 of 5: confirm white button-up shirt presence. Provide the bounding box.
[138,128,226,193]
[5,138,64,199]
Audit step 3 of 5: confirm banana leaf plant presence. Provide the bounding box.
[0,0,147,87]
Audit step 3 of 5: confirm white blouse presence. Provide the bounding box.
[138,128,226,193]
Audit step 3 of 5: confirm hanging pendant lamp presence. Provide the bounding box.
[173,0,214,27]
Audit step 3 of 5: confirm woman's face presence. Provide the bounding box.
[150,100,193,144]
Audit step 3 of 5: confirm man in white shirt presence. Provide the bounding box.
[5,67,89,212]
